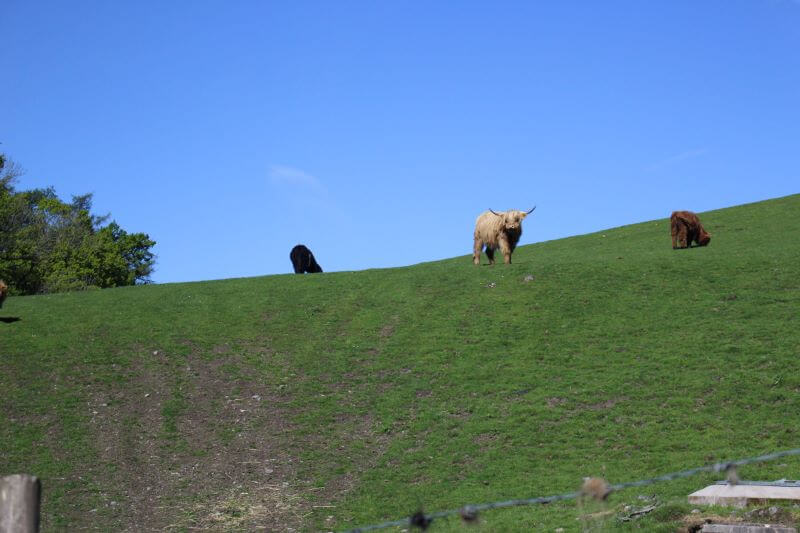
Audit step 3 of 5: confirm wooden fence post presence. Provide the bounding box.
[0,474,41,533]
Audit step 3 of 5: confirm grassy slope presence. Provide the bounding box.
[2,194,799,532]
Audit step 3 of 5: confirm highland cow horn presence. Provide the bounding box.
[489,209,502,216]
[526,206,537,214]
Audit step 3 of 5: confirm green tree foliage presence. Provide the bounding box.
[0,153,156,294]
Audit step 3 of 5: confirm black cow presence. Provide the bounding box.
[289,245,323,274]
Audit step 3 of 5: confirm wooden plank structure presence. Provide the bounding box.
[689,480,800,508]
[0,474,40,533]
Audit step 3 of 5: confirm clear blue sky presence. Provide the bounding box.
[2,1,798,283]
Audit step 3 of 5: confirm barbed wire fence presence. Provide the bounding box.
[343,447,800,532]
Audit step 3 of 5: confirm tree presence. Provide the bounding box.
[0,158,44,294]
[0,153,156,294]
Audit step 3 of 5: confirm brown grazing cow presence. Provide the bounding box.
[0,280,7,308]
[473,207,535,265]
[670,211,711,249]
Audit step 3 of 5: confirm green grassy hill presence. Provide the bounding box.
[3,194,799,532]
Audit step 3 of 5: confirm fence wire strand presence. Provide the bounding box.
[343,446,800,532]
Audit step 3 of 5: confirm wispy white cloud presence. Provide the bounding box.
[647,148,708,171]
[267,163,352,230]
[269,165,324,192]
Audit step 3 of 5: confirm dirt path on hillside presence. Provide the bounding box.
[83,347,305,531]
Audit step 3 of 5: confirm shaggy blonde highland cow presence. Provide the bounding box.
[473,207,535,265]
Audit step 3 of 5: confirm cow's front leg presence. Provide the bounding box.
[498,237,512,264]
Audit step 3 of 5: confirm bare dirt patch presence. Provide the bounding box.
[586,397,626,410]
[378,315,399,339]
[546,397,567,408]
[567,396,627,412]
[473,432,499,452]
[80,338,398,531]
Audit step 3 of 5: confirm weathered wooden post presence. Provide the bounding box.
[0,474,41,533]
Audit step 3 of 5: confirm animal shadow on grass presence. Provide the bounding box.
[0,316,21,323]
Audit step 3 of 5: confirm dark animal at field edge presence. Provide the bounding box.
[290,245,323,274]
[473,207,536,265]
[0,280,19,321]
[670,211,711,249]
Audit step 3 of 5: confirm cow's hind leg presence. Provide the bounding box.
[473,238,484,265]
